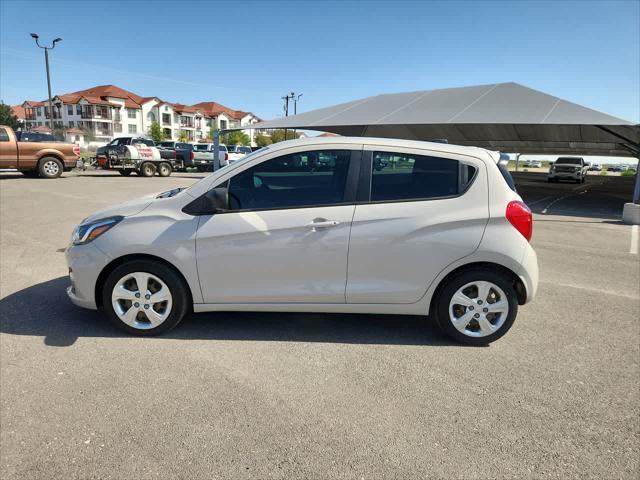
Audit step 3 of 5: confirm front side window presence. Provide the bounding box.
[370,151,468,202]
[228,150,352,211]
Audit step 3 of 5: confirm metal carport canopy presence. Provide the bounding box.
[244,82,639,157]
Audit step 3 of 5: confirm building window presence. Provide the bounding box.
[36,107,42,116]
[162,113,171,125]
[75,135,80,142]
[220,119,227,129]
[147,111,156,123]
[76,105,82,115]
[163,128,172,138]
[67,105,73,115]
[69,121,74,127]
[37,122,42,126]
[127,108,137,119]
[114,123,122,133]
[128,124,136,134]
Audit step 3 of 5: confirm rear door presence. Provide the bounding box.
[346,146,489,304]
[195,145,361,304]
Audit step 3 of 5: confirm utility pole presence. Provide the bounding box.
[281,92,294,140]
[30,33,62,135]
[292,93,302,138]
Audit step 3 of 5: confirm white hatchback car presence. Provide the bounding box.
[66,137,538,344]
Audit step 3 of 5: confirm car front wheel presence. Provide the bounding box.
[433,268,518,345]
[102,260,189,335]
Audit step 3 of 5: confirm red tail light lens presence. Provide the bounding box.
[190,151,195,161]
[224,153,228,161]
[506,201,533,241]
[72,145,80,156]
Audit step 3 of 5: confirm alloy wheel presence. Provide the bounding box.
[111,272,173,329]
[448,281,509,337]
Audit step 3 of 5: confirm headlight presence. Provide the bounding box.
[72,216,123,245]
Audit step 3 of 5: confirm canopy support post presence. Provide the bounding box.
[633,156,640,205]
[213,129,220,172]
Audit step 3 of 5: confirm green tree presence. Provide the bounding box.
[178,130,189,142]
[269,129,300,143]
[148,121,165,143]
[255,134,272,148]
[81,128,96,143]
[0,102,21,130]
[226,130,250,146]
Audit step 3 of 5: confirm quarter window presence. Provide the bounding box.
[370,151,470,201]
[228,150,352,211]
[0,128,9,142]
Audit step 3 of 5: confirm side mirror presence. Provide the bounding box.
[204,187,229,213]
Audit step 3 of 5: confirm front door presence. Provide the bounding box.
[196,148,361,304]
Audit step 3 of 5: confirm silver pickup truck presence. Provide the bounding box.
[192,143,229,171]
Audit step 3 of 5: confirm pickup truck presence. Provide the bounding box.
[227,144,252,162]
[192,143,229,171]
[0,125,81,178]
[548,157,589,183]
[96,137,177,177]
[156,141,200,171]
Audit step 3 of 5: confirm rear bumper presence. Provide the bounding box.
[518,243,539,303]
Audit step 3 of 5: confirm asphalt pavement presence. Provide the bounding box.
[1,170,638,479]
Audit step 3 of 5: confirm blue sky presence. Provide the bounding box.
[1,0,638,124]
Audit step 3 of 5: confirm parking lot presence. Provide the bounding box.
[1,170,638,478]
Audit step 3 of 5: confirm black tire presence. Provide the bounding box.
[101,260,190,336]
[139,162,157,177]
[158,162,172,177]
[432,268,518,345]
[118,169,132,176]
[38,156,63,179]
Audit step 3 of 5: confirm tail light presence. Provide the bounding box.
[172,150,176,159]
[506,201,533,241]
[72,145,81,156]
[190,151,195,161]
[224,153,228,161]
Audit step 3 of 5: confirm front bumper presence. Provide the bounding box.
[548,170,581,179]
[65,242,112,310]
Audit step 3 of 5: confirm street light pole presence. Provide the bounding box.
[30,33,62,134]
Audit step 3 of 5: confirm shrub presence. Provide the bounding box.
[599,170,608,176]
[621,169,637,177]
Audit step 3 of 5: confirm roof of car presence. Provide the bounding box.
[262,136,498,162]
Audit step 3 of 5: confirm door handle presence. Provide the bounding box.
[306,218,340,230]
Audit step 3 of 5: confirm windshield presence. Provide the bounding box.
[238,146,252,154]
[193,144,210,151]
[556,157,582,165]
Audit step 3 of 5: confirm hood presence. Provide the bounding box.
[83,193,158,223]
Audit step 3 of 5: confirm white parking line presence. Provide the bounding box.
[631,225,639,255]
[541,187,589,214]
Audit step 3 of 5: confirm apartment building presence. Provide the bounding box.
[20,85,262,145]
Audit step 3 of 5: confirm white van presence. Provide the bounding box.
[66,137,538,344]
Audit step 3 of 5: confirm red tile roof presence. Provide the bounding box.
[11,105,26,119]
[32,126,52,133]
[65,128,85,134]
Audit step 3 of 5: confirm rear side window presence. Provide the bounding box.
[0,128,9,142]
[370,151,472,202]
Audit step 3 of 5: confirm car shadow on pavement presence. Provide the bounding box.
[0,277,470,348]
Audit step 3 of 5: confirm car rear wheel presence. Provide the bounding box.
[102,260,189,335]
[433,268,518,345]
[139,162,157,177]
[158,162,172,177]
[38,157,63,179]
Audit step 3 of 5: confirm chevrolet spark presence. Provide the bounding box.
[66,137,538,345]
